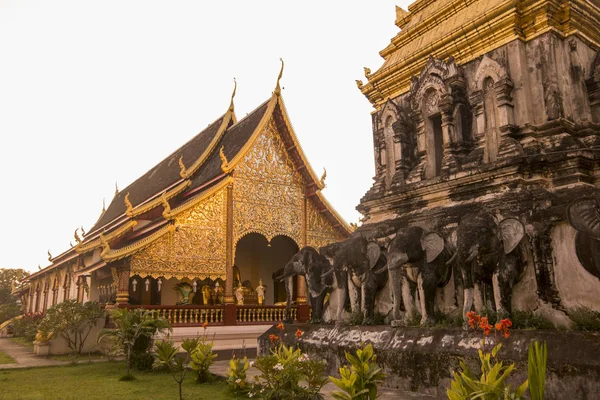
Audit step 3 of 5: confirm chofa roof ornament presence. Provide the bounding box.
[274,58,284,97]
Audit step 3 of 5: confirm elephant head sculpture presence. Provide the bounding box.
[280,246,335,323]
[455,212,526,325]
[387,226,452,326]
[319,236,388,325]
[567,197,600,279]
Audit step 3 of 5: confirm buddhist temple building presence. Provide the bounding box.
[356,0,600,314]
[17,65,351,325]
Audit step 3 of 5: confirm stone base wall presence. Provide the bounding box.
[259,324,600,400]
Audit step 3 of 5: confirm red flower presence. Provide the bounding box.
[503,330,510,339]
[495,323,503,331]
[479,317,492,337]
[276,323,285,331]
[500,318,512,329]
[202,321,208,329]
[295,329,304,339]
[269,334,279,343]
[466,311,480,329]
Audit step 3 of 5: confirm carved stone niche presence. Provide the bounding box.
[469,55,517,164]
[374,99,415,189]
[407,56,468,181]
[585,51,600,123]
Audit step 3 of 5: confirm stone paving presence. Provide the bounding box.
[0,338,440,399]
[0,338,67,369]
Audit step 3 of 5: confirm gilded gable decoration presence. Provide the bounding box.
[233,119,304,248]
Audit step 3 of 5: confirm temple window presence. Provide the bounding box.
[483,77,500,162]
[423,88,443,179]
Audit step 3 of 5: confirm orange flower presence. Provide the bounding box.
[276,323,285,331]
[495,323,503,331]
[202,321,209,329]
[466,311,480,329]
[503,330,510,339]
[269,334,279,343]
[479,316,492,336]
[295,329,304,339]
[500,318,512,329]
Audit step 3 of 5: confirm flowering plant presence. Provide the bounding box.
[448,312,546,400]
[240,323,327,399]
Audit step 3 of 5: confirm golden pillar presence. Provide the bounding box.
[115,264,130,306]
[296,193,308,304]
[224,183,235,304]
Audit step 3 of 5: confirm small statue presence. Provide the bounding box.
[201,284,212,305]
[174,282,193,305]
[255,279,267,306]
[235,282,245,305]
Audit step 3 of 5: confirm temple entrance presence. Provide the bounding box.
[234,233,299,306]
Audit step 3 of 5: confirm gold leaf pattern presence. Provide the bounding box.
[129,189,227,280]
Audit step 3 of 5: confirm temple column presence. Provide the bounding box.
[224,183,235,305]
[42,287,49,311]
[115,266,130,307]
[297,195,308,305]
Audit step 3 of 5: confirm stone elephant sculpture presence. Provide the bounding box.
[386,226,453,326]
[320,236,388,325]
[567,197,600,279]
[455,212,526,325]
[279,246,335,324]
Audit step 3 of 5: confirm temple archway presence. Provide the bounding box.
[234,233,299,305]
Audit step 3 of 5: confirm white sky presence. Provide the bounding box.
[0,1,410,272]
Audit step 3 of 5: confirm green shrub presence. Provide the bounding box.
[249,325,327,399]
[329,343,386,400]
[189,334,218,383]
[570,307,600,331]
[11,312,45,342]
[226,354,250,394]
[153,339,188,400]
[510,310,554,330]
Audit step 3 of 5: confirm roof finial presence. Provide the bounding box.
[124,193,133,217]
[114,181,119,197]
[74,228,82,244]
[229,78,237,113]
[274,58,284,96]
[320,168,327,188]
[219,145,231,173]
[81,226,85,236]
[99,233,110,258]
[161,192,171,219]
[102,198,106,213]
[47,250,52,261]
[179,156,188,179]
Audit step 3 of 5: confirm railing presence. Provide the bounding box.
[128,305,224,326]
[236,305,296,324]
[125,304,308,326]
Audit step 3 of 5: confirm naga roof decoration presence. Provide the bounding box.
[26,66,350,283]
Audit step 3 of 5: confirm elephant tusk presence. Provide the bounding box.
[321,268,334,279]
[446,252,457,266]
[465,247,479,263]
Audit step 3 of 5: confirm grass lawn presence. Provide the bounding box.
[0,350,16,364]
[0,362,237,400]
[10,337,34,349]
[50,351,107,362]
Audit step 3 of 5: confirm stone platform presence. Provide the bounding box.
[258,324,600,400]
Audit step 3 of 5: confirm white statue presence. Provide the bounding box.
[255,279,267,306]
[235,282,245,305]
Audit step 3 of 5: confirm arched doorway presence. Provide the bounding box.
[234,233,299,305]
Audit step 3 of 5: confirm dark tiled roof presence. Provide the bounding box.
[190,100,270,190]
[91,115,227,232]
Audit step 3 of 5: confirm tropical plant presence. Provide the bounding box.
[329,343,386,400]
[189,333,218,383]
[11,311,45,341]
[528,341,547,400]
[447,312,547,400]
[37,300,104,356]
[98,308,170,380]
[153,339,188,400]
[249,324,327,399]
[226,354,251,394]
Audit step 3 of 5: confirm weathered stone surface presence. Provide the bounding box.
[259,324,600,400]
